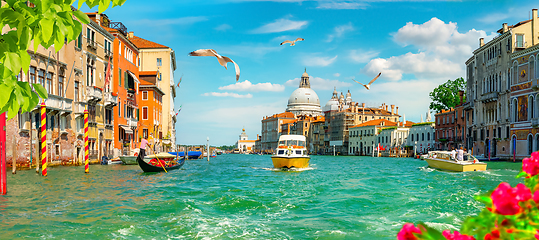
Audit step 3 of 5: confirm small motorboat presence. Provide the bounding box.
[424,151,487,172]
[168,151,202,159]
[119,156,137,165]
[271,135,310,168]
[137,153,185,173]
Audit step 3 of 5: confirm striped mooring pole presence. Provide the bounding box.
[1,112,7,194]
[84,107,89,173]
[41,102,47,176]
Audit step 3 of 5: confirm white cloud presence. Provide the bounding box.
[219,80,285,92]
[333,73,341,77]
[202,92,253,98]
[285,76,352,90]
[302,55,338,67]
[363,17,497,81]
[349,49,379,63]
[217,44,283,59]
[326,22,354,42]
[251,16,308,34]
[215,24,232,31]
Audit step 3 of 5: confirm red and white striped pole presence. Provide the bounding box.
[0,112,6,194]
[84,107,89,173]
[41,102,47,176]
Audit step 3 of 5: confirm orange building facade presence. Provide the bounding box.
[138,72,164,151]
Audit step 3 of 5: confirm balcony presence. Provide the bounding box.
[87,39,97,50]
[44,95,63,111]
[532,117,539,128]
[73,102,86,115]
[104,49,113,59]
[104,92,117,107]
[63,98,72,113]
[127,118,138,128]
[481,92,498,103]
[87,86,103,103]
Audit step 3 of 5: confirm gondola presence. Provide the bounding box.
[136,154,186,173]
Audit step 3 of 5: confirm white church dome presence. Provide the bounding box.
[285,69,322,116]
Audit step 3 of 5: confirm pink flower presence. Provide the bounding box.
[523,152,539,176]
[534,191,539,204]
[491,182,531,215]
[398,223,422,240]
[442,229,475,240]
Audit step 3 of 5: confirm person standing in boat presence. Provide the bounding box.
[450,147,457,161]
[139,136,150,159]
[457,147,464,161]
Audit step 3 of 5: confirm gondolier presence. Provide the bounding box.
[139,136,150,159]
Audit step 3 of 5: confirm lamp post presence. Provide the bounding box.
[207,137,210,161]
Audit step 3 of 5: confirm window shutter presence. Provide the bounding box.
[119,69,122,86]
[124,72,128,88]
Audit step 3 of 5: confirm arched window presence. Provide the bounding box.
[530,95,535,120]
[513,99,518,122]
[528,135,533,155]
[531,56,535,80]
[422,133,425,141]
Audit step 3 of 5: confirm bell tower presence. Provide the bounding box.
[299,68,310,88]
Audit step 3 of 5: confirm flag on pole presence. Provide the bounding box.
[175,105,182,116]
[176,74,183,88]
[104,55,112,90]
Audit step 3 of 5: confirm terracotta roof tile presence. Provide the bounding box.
[130,36,169,49]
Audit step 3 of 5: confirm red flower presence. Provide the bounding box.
[442,229,475,240]
[398,223,422,240]
[534,191,539,204]
[523,152,539,176]
[484,229,500,240]
[491,183,531,215]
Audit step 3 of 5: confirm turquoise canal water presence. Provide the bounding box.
[0,155,522,239]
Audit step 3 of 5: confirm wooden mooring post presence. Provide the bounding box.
[12,137,16,174]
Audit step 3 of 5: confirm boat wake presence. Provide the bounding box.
[253,167,316,172]
[418,166,435,172]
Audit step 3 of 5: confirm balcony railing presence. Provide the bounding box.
[87,39,97,50]
[533,79,539,91]
[44,94,63,110]
[63,98,72,112]
[74,102,86,115]
[86,86,103,103]
[104,92,117,107]
[481,92,498,103]
[104,49,113,59]
[127,118,138,128]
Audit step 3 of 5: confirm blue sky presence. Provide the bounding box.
[83,0,537,146]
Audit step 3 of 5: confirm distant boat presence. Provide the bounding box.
[168,151,202,159]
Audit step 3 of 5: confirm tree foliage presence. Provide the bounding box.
[428,77,466,113]
[0,0,127,119]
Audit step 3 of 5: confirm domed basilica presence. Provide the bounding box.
[286,70,322,116]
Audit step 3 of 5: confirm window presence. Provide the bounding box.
[77,33,82,49]
[38,69,45,86]
[516,34,524,48]
[119,68,122,86]
[142,107,148,120]
[157,58,162,67]
[58,75,64,97]
[143,129,148,139]
[118,102,121,117]
[29,66,36,84]
[141,91,148,101]
[18,112,29,130]
[46,72,52,95]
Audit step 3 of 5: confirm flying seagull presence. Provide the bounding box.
[280,38,304,46]
[352,72,382,90]
[188,49,240,81]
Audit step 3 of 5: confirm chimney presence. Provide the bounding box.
[458,90,464,105]
[479,38,484,47]
[502,23,508,33]
[128,31,134,39]
[396,106,399,115]
[391,105,395,115]
[533,9,538,45]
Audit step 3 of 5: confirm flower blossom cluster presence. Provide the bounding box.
[397,151,539,240]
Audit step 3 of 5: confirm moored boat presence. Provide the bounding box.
[119,156,138,165]
[271,135,310,168]
[424,151,487,172]
[167,151,202,159]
